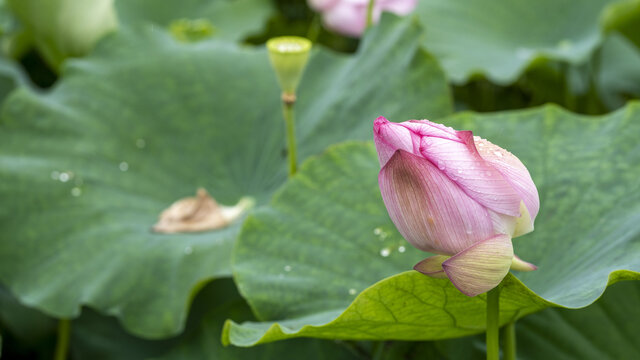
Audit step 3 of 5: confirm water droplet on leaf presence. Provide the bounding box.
[59,172,70,182]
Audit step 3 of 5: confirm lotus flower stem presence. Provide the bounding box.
[54,319,71,360]
[503,321,517,360]
[307,14,321,43]
[282,98,297,176]
[366,0,376,28]
[486,286,500,360]
[265,36,311,176]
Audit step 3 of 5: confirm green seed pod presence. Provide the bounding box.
[266,36,312,97]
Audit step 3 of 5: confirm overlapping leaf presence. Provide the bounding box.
[0,14,451,338]
[2,280,639,358]
[380,280,640,359]
[415,0,640,84]
[226,104,640,346]
[597,33,640,109]
[114,0,273,42]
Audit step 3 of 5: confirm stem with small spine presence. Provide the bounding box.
[282,96,297,176]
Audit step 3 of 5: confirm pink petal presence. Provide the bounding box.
[419,131,522,217]
[401,119,461,141]
[378,150,495,255]
[379,0,418,15]
[307,0,340,11]
[321,1,371,37]
[442,234,514,297]
[474,136,540,231]
[374,116,414,167]
[414,255,449,278]
[510,254,537,272]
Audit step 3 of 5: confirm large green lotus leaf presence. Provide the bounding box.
[415,0,639,84]
[225,103,640,346]
[0,14,451,339]
[114,0,273,42]
[597,33,640,110]
[378,280,640,359]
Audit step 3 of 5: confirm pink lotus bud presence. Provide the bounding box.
[307,0,417,37]
[374,117,539,296]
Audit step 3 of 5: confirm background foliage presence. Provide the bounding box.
[0,0,639,359]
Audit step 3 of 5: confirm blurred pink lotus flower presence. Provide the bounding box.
[308,0,417,37]
[374,117,539,296]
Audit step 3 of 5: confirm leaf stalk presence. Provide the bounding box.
[54,319,71,360]
[282,93,297,176]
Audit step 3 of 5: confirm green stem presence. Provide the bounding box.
[503,321,517,360]
[54,319,71,360]
[366,0,376,28]
[282,99,297,176]
[307,14,321,43]
[486,286,500,360]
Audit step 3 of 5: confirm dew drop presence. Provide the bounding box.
[398,246,406,253]
[380,248,391,257]
[457,169,463,174]
[466,229,473,235]
[51,171,60,180]
[485,171,492,177]
[373,227,382,236]
[493,151,503,158]
[119,162,129,172]
[70,187,82,197]
[284,265,292,272]
[184,246,193,255]
[348,288,357,295]
[59,172,70,182]
[437,160,446,170]
[136,138,146,149]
